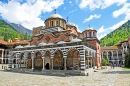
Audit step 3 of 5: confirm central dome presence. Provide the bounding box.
[47,14,63,19]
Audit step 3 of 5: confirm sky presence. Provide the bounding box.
[0,0,130,39]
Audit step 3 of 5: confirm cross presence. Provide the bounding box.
[67,16,69,22]
[54,9,56,14]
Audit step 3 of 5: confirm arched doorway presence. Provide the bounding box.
[27,52,32,69]
[34,51,43,70]
[53,50,63,70]
[67,48,80,70]
[44,51,51,69]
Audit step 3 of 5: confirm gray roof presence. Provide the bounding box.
[15,45,24,48]
[70,38,82,42]
[57,41,66,44]
[48,14,63,19]
[66,22,76,26]
[38,42,47,46]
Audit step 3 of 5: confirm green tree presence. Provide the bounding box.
[125,52,130,68]
[102,57,109,66]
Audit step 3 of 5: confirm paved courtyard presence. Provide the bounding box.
[0,65,130,86]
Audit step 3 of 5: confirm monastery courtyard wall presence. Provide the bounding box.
[0,64,130,86]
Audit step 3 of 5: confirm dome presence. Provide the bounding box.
[47,14,63,19]
[57,41,66,44]
[15,45,24,48]
[38,42,47,46]
[66,22,76,26]
[70,38,82,42]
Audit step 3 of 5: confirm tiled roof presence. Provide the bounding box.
[0,40,29,46]
[101,46,119,51]
[0,40,7,45]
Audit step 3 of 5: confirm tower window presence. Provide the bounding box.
[52,21,54,27]
[89,32,91,37]
[56,20,59,26]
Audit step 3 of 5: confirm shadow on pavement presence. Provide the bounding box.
[0,69,83,77]
[102,70,130,74]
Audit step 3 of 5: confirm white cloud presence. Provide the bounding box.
[79,0,127,11]
[83,14,101,23]
[69,9,77,13]
[0,0,64,30]
[97,20,127,39]
[109,20,127,30]
[69,1,72,4]
[98,33,107,40]
[113,3,130,19]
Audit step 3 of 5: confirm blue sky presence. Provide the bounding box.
[0,0,130,39]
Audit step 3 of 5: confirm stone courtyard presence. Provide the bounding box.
[0,65,130,86]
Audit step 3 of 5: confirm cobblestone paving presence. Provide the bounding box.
[0,65,130,86]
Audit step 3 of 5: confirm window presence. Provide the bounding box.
[56,20,59,26]
[51,21,54,27]
[89,32,91,37]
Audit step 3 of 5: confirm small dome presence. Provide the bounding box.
[38,42,47,46]
[57,41,66,44]
[66,22,75,26]
[47,14,63,19]
[15,45,24,48]
[70,38,82,42]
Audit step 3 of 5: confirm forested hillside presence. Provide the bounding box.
[0,20,31,41]
[100,20,130,46]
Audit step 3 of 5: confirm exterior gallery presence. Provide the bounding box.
[7,13,101,75]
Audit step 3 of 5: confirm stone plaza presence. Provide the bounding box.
[0,65,130,86]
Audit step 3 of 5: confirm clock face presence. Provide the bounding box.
[46,36,50,41]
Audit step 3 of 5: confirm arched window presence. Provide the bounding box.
[56,20,59,26]
[89,32,91,37]
[51,21,54,27]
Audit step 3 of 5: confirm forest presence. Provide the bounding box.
[0,20,31,41]
[100,20,130,46]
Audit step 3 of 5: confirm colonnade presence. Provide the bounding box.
[101,50,125,66]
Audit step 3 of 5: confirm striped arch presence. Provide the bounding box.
[33,50,43,58]
[67,48,81,70]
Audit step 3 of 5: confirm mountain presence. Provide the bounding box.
[0,20,31,41]
[9,23,32,34]
[100,20,130,46]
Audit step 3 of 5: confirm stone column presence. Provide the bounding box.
[2,50,4,64]
[125,44,127,51]
[17,53,20,68]
[42,57,45,71]
[51,58,53,70]
[64,57,67,70]
[31,52,34,71]
[87,57,89,69]
[91,58,92,68]
[122,45,124,52]
[111,51,113,61]
[101,52,103,58]
[116,51,119,66]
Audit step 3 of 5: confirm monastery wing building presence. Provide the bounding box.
[8,13,101,75]
[101,37,130,66]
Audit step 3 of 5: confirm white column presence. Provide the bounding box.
[31,53,34,71]
[101,52,103,58]
[2,50,4,64]
[51,58,53,70]
[91,58,92,67]
[125,44,127,51]
[116,51,118,59]
[64,57,67,70]
[87,58,89,69]
[42,57,45,71]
